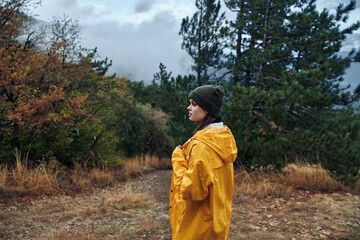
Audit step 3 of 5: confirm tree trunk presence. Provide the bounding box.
[255,0,271,86]
[234,0,245,86]
[197,7,203,86]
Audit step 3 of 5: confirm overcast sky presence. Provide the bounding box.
[30,0,360,91]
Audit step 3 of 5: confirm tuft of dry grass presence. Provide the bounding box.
[0,165,8,188]
[143,155,159,168]
[122,155,172,179]
[1,158,117,198]
[55,185,155,218]
[10,159,60,195]
[122,158,143,179]
[88,168,113,186]
[234,170,293,199]
[70,163,92,190]
[158,158,172,170]
[97,186,154,212]
[122,155,161,180]
[143,155,172,170]
[70,164,114,191]
[0,149,62,196]
[279,163,343,192]
[234,163,345,199]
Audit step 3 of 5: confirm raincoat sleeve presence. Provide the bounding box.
[180,143,213,201]
[171,148,188,191]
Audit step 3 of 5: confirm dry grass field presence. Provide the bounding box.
[0,159,359,240]
[0,155,172,198]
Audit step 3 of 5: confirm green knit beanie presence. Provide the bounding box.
[188,85,224,117]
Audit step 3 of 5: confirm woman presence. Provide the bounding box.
[169,85,238,240]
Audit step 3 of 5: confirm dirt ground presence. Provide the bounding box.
[0,170,359,240]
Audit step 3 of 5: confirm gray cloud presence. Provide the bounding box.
[58,0,77,8]
[33,0,109,21]
[80,11,192,83]
[335,33,360,92]
[343,62,360,92]
[343,33,360,51]
[32,0,193,84]
[135,0,156,13]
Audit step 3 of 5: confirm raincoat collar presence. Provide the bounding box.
[204,122,224,129]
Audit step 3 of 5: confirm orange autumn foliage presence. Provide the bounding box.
[0,45,88,132]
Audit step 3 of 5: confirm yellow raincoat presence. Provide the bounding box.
[169,125,237,240]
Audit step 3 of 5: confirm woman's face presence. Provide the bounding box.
[187,99,208,122]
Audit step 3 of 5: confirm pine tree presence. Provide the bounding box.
[222,0,360,177]
[152,62,172,87]
[179,0,226,85]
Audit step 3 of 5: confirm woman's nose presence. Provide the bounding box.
[187,105,191,110]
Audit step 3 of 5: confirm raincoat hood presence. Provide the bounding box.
[193,125,237,164]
